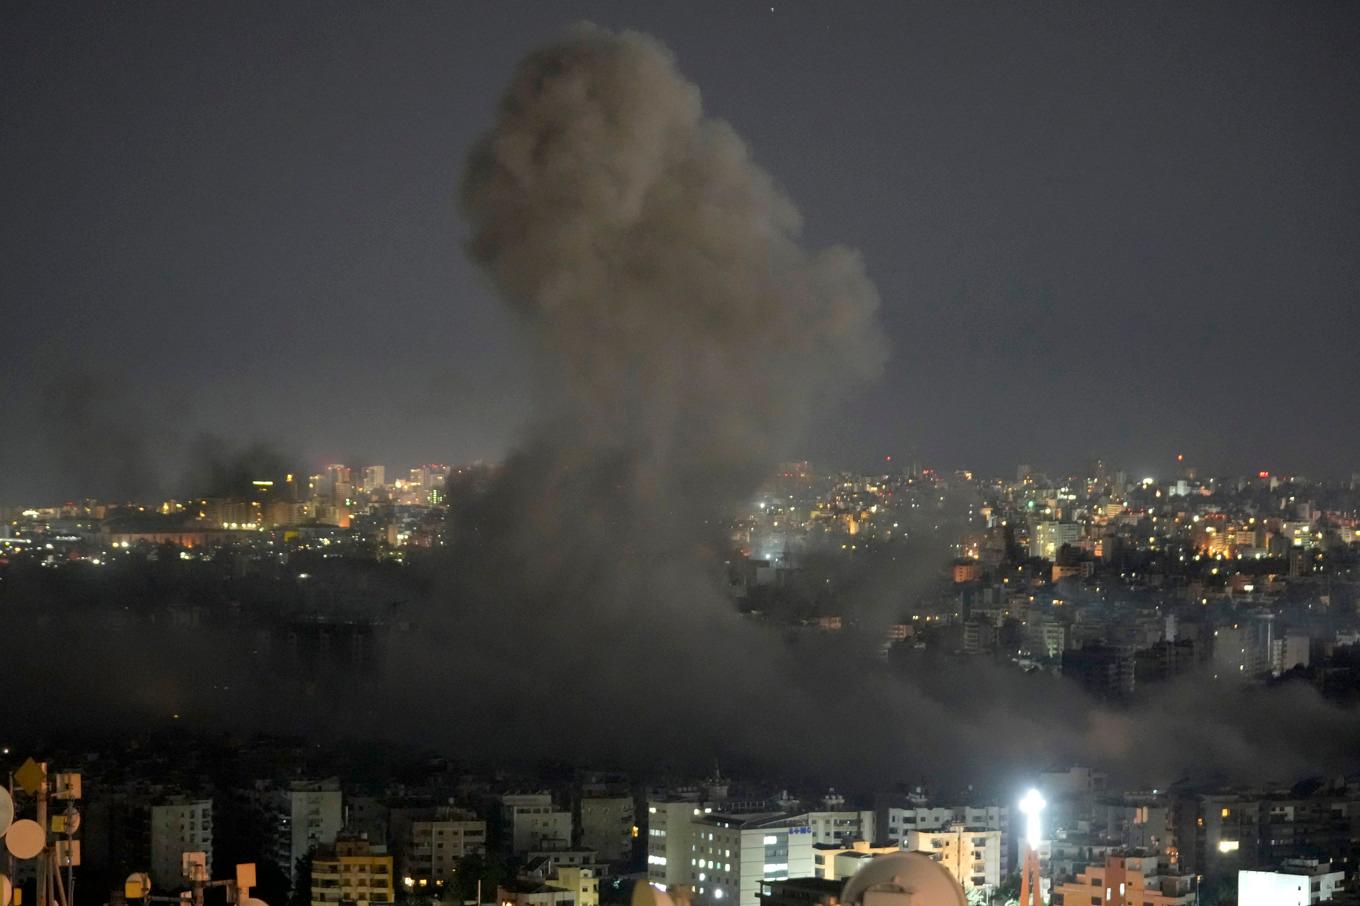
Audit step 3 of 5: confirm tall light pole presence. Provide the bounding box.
[1017,789,1046,906]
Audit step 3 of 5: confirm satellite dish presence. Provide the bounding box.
[125,873,153,899]
[840,852,967,906]
[0,789,13,836]
[5,820,44,860]
[1,872,13,906]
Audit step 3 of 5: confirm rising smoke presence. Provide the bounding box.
[404,25,1360,786]
[3,26,1358,794]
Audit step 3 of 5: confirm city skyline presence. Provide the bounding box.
[4,7,1360,905]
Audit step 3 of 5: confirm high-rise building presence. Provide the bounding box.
[647,800,714,888]
[579,795,635,863]
[148,797,214,887]
[240,778,343,882]
[362,466,386,493]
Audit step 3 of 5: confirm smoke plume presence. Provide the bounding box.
[5,26,1359,798]
[412,23,1360,788]
[460,24,885,538]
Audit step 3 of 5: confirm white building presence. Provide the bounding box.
[1030,522,1083,559]
[884,804,1010,873]
[241,778,343,882]
[904,825,1001,896]
[796,811,876,846]
[285,780,344,878]
[647,800,715,888]
[1239,860,1344,906]
[149,798,213,886]
[503,793,573,854]
[688,813,814,906]
[1271,634,1311,675]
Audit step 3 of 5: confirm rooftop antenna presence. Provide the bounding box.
[123,856,264,906]
[5,759,82,906]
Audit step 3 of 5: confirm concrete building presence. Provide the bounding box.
[688,813,816,906]
[240,778,343,883]
[1027,619,1068,660]
[579,795,635,863]
[310,836,394,906]
[1049,853,1194,906]
[361,466,386,493]
[1030,521,1083,560]
[647,800,715,888]
[390,806,486,886]
[551,867,599,906]
[497,880,576,906]
[1239,860,1344,905]
[883,804,1011,873]
[1272,634,1312,676]
[811,841,900,881]
[796,811,876,846]
[1212,623,1270,679]
[1096,797,1176,864]
[521,858,599,906]
[904,825,1000,897]
[758,878,843,906]
[504,794,573,854]
[149,797,214,887]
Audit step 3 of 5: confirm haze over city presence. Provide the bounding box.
[3,4,1360,906]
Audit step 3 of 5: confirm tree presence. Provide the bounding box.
[449,853,508,905]
[288,855,312,906]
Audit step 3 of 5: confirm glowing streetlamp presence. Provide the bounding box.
[1017,788,1046,906]
[1018,788,1046,850]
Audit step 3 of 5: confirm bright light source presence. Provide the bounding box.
[1019,788,1046,849]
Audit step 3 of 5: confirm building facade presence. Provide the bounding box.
[310,836,394,906]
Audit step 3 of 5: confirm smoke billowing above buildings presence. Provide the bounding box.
[400,25,1360,785]
[3,25,1359,798]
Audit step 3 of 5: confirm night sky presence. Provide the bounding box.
[4,1,1359,503]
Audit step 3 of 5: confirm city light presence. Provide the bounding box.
[1018,788,1046,850]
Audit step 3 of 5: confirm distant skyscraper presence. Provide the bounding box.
[362,465,386,493]
[326,464,353,504]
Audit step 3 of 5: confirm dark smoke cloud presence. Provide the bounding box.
[393,24,1360,788]
[459,24,886,528]
[31,371,166,502]
[180,433,300,499]
[4,26,1358,795]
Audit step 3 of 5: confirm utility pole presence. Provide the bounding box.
[36,763,47,906]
